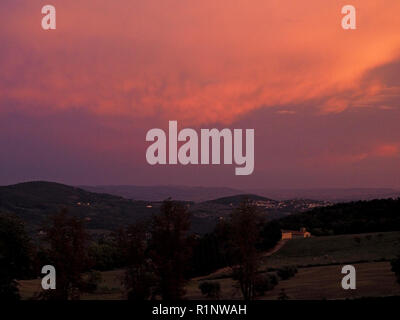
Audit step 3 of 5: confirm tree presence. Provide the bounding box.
[89,236,124,271]
[259,220,282,251]
[40,209,90,300]
[0,214,32,300]
[149,199,192,300]
[230,199,264,300]
[391,255,400,284]
[117,221,155,300]
[199,281,221,299]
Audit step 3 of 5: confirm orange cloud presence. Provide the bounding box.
[1,0,400,124]
[374,143,399,157]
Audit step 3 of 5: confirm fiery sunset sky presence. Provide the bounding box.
[1,0,400,188]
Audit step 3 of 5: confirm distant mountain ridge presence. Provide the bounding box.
[80,185,244,202]
[204,194,273,205]
[81,185,400,203]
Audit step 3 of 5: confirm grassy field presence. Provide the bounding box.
[19,269,126,300]
[265,231,400,269]
[19,231,400,300]
[188,231,400,299]
[187,262,400,300]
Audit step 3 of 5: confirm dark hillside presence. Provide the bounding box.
[275,198,400,235]
[0,181,159,233]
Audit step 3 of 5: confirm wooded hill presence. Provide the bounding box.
[275,198,400,235]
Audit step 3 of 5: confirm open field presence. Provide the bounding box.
[193,231,400,280]
[20,261,400,300]
[19,269,126,300]
[265,231,400,269]
[187,232,400,299]
[187,261,400,300]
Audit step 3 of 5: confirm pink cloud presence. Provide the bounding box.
[1,1,400,126]
[306,142,400,168]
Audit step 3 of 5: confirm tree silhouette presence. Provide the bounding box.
[0,214,32,300]
[149,199,192,300]
[391,255,400,284]
[40,209,90,300]
[117,221,155,300]
[230,199,264,300]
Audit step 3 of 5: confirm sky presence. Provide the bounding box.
[1,0,400,189]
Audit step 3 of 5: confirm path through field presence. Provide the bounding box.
[194,239,288,281]
[261,240,288,257]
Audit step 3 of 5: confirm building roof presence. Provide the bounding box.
[281,229,309,235]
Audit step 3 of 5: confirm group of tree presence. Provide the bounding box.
[38,209,91,299]
[0,199,193,300]
[1,196,282,300]
[117,200,192,300]
[190,209,281,278]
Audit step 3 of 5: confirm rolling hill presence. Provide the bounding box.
[189,194,331,221]
[0,181,161,234]
[0,181,332,235]
[0,182,255,235]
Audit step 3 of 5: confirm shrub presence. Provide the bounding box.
[278,288,289,300]
[199,281,221,299]
[254,273,279,296]
[277,266,298,280]
[84,270,102,293]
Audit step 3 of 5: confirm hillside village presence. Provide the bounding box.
[252,198,332,211]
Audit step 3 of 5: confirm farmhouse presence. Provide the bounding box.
[281,228,311,240]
